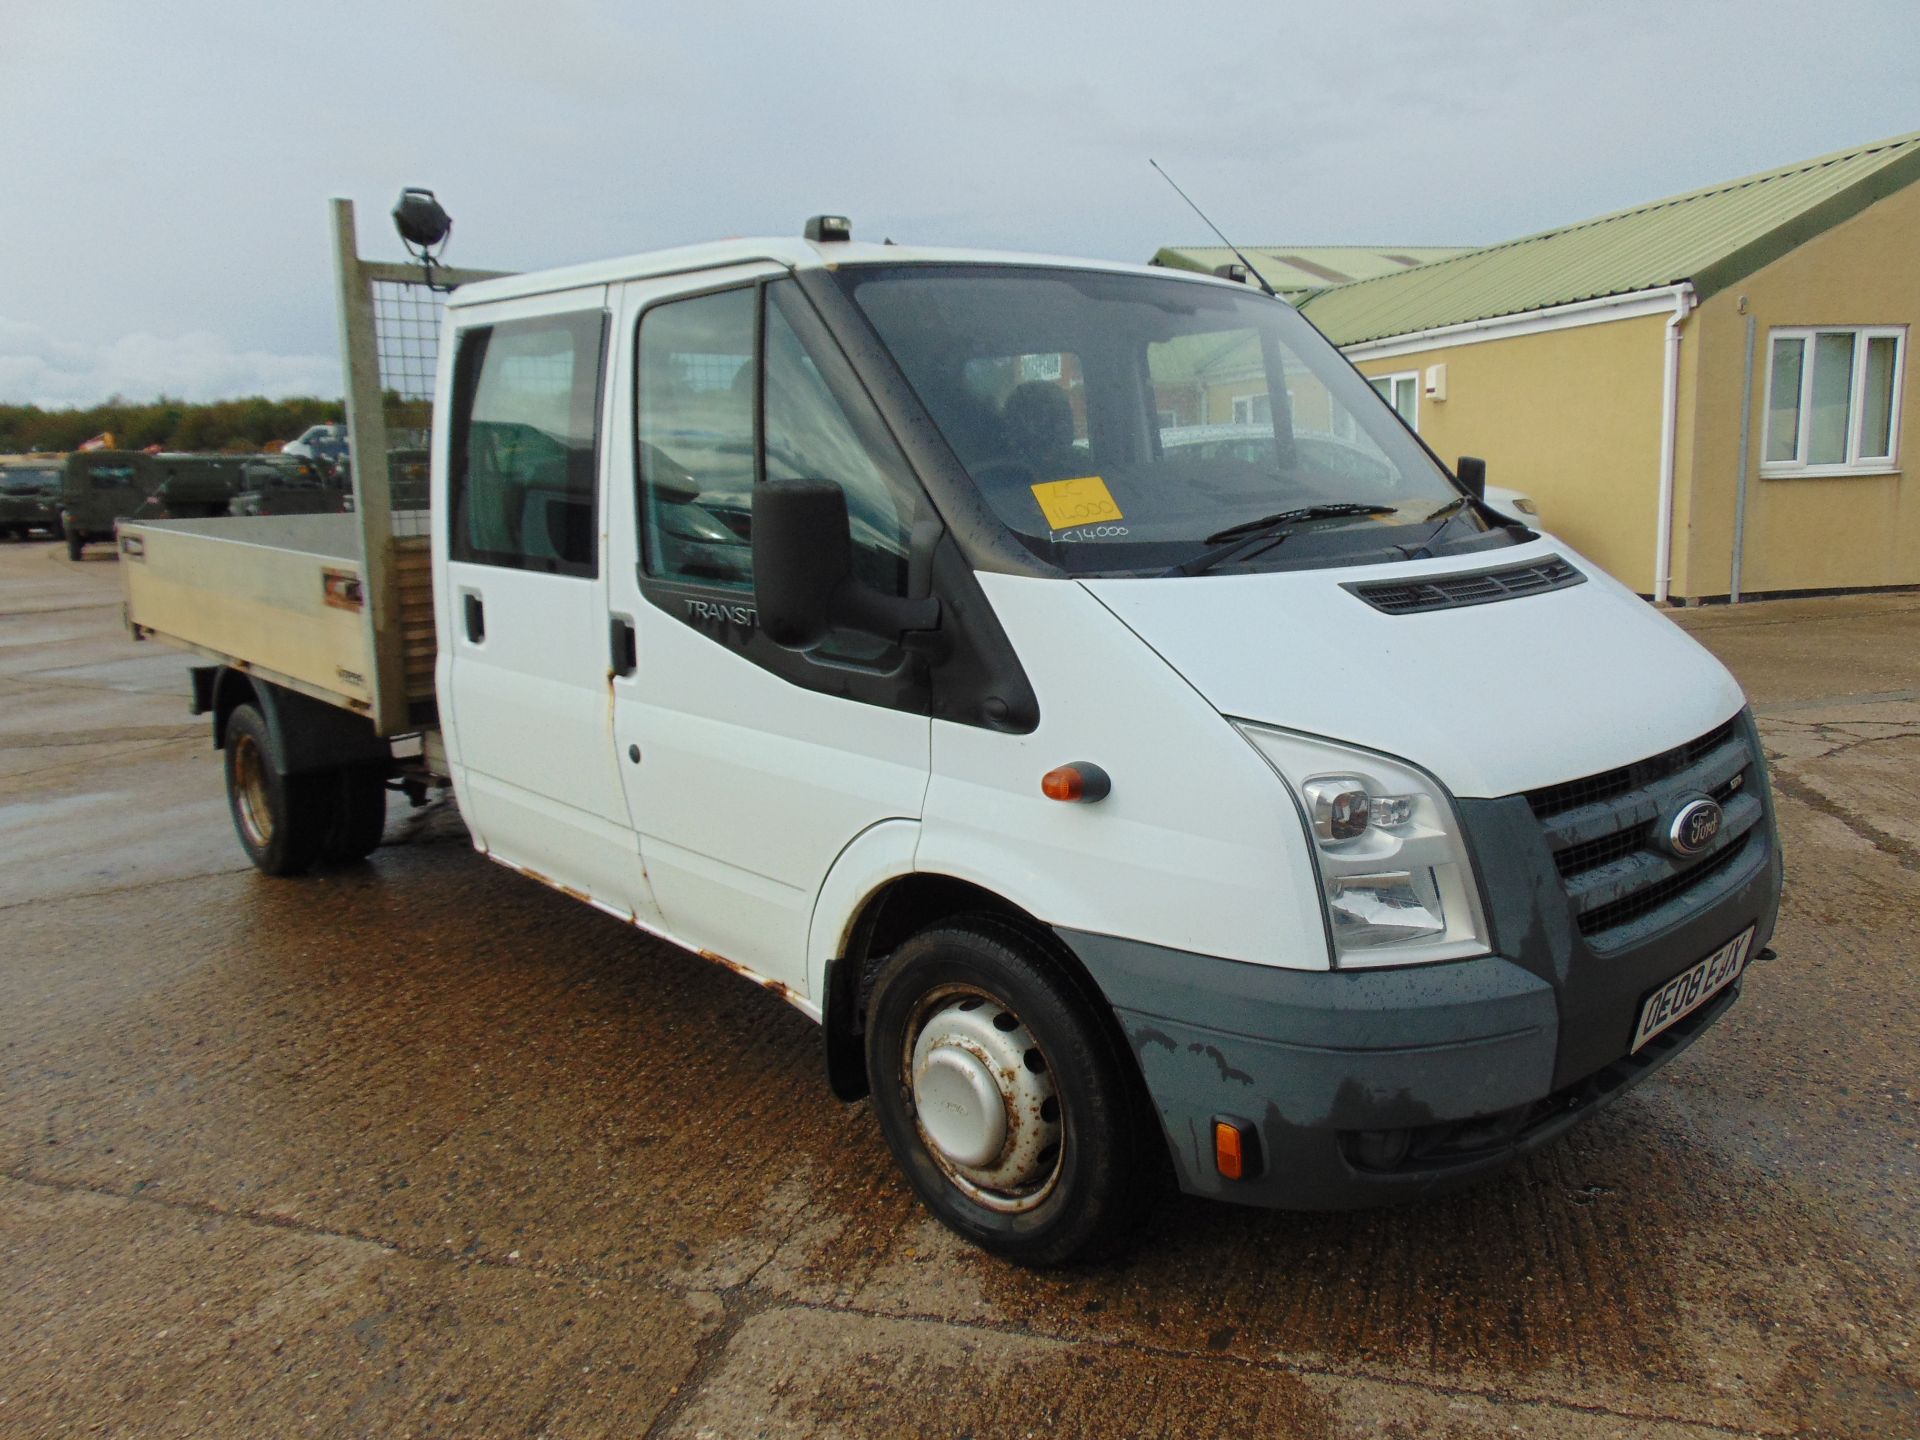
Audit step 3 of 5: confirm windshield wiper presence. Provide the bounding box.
[1402,497,1470,561]
[1166,503,1397,578]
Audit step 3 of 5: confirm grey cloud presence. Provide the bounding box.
[0,316,337,408]
[2,0,1916,406]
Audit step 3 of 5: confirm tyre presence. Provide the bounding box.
[65,529,83,561]
[320,763,388,864]
[864,917,1150,1266]
[222,704,327,876]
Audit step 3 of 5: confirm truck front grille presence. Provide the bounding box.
[1525,718,1762,948]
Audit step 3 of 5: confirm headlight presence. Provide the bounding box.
[1233,722,1489,968]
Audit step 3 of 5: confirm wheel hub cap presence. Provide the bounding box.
[914,1044,1006,1168]
[909,995,1061,1209]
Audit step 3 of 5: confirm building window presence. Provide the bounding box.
[1762,326,1904,475]
[1369,371,1419,429]
[1231,393,1272,426]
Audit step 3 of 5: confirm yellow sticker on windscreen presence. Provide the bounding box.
[1030,476,1124,531]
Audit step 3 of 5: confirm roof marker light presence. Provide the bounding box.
[804,214,852,242]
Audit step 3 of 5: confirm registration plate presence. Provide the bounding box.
[1631,927,1755,1052]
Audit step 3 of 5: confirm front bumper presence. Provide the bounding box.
[1058,717,1783,1210]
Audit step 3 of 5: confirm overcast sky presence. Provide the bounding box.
[3,0,1915,408]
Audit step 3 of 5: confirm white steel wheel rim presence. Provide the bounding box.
[231,732,273,848]
[903,985,1064,1214]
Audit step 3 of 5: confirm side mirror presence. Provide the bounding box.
[1455,455,1487,501]
[753,479,939,651]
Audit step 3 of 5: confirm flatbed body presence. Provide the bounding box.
[121,513,436,726]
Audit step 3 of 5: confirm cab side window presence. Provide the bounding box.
[635,281,917,613]
[450,310,606,578]
[763,281,912,602]
[635,288,757,591]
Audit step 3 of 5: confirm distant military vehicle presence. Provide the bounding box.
[0,460,65,539]
[60,450,155,559]
[228,455,349,517]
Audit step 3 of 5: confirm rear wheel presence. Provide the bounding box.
[864,918,1149,1266]
[320,764,388,864]
[223,704,326,876]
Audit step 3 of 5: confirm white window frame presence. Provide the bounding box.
[1231,393,1272,426]
[1369,371,1419,430]
[1760,325,1905,478]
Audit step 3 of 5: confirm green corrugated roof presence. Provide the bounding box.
[1297,130,1920,346]
[1150,245,1471,300]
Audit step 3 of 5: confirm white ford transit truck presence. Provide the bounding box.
[121,201,1782,1264]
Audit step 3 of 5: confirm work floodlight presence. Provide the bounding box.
[392,188,452,256]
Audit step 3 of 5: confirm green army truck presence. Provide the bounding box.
[229,455,350,517]
[61,450,155,559]
[0,459,66,539]
[61,450,262,558]
[142,454,252,520]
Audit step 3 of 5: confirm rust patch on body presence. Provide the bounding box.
[699,948,798,1004]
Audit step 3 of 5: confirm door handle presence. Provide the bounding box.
[610,614,637,677]
[463,591,486,644]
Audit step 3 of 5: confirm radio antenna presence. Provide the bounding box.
[1149,158,1277,298]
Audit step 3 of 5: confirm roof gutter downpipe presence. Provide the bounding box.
[1653,285,1695,605]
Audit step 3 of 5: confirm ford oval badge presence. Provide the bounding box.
[1667,798,1724,858]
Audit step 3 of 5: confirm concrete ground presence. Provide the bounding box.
[1,537,1914,1439]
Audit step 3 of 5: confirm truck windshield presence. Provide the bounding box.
[840,265,1499,574]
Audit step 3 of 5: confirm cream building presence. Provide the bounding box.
[1158,132,1920,600]
[1313,133,1920,600]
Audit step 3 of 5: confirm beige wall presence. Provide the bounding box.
[1677,181,1920,598]
[1355,314,1670,591]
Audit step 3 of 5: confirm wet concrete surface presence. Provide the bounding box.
[1,539,1915,1438]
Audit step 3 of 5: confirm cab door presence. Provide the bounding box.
[437,288,661,924]
[603,270,932,996]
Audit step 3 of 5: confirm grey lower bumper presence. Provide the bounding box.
[1059,929,1748,1210]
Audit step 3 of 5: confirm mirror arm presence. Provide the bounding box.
[831,584,941,641]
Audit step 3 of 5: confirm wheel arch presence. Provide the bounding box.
[199,667,387,776]
[203,667,261,753]
[816,863,1132,1106]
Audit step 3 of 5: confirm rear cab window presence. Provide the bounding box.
[449,309,608,577]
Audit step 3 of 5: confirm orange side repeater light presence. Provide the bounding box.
[1041,762,1111,804]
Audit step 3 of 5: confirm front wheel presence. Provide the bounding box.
[864,918,1150,1266]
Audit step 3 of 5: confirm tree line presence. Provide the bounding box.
[0,396,346,456]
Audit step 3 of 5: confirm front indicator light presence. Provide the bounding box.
[1328,869,1446,945]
